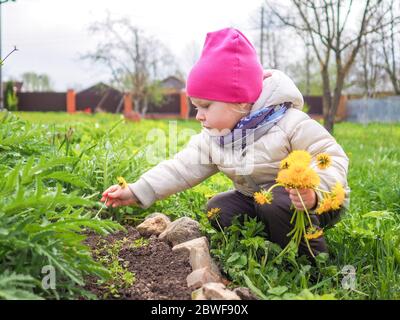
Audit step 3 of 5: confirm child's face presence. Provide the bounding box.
[191,98,251,135]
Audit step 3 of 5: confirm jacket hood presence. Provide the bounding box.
[251,69,304,112]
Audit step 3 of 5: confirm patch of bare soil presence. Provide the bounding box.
[84,226,192,300]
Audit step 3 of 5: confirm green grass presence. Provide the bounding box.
[2,111,400,300]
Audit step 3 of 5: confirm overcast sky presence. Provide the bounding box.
[2,0,265,91]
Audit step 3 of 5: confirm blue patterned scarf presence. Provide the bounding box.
[216,102,292,149]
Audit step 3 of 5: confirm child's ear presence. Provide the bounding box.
[236,103,252,114]
[242,103,252,112]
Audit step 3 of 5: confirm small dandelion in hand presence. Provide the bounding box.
[285,150,312,167]
[117,176,128,189]
[331,182,345,208]
[316,196,334,215]
[316,153,332,170]
[304,226,324,240]
[316,182,345,214]
[253,190,273,205]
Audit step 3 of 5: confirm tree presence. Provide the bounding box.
[347,34,387,97]
[346,0,399,97]
[286,57,325,95]
[251,5,285,69]
[267,0,399,133]
[180,40,201,79]
[82,14,179,116]
[377,0,400,94]
[21,72,53,92]
[0,0,18,111]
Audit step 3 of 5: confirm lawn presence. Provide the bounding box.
[1,111,399,300]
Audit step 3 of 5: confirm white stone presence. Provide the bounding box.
[159,217,201,246]
[172,237,209,256]
[189,246,212,270]
[145,212,171,222]
[202,282,241,300]
[191,288,207,300]
[186,267,221,289]
[136,213,171,236]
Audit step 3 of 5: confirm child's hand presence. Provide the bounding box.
[285,188,317,211]
[100,184,137,208]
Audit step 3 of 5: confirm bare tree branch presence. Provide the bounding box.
[82,15,178,115]
[266,0,395,132]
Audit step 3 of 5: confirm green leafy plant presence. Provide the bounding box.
[94,238,136,298]
[0,272,42,300]
[4,81,18,111]
[4,111,399,300]
[0,112,124,299]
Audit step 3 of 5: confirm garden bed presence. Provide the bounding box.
[84,226,193,300]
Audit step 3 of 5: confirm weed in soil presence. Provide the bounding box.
[84,226,193,300]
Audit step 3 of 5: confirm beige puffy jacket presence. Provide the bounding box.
[129,70,350,211]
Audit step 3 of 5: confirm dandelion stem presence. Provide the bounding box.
[273,243,290,263]
[314,187,329,194]
[295,191,316,257]
[215,217,228,245]
[295,188,314,227]
[290,208,298,225]
[295,213,303,246]
[267,183,284,193]
[94,196,108,219]
[302,221,316,258]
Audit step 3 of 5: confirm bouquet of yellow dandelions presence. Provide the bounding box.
[253,150,345,259]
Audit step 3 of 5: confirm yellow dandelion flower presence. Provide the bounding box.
[280,159,290,170]
[253,190,273,205]
[207,207,221,220]
[304,227,324,240]
[276,165,320,189]
[316,153,332,170]
[331,182,345,209]
[315,182,345,214]
[285,150,312,167]
[315,196,334,215]
[117,176,128,189]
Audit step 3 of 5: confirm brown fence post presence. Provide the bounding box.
[180,90,189,120]
[66,89,76,113]
[337,95,348,121]
[124,92,133,113]
[123,92,141,122]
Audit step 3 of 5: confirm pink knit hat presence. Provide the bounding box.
[186,28,263,103]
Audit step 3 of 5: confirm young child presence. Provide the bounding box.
[101,28,350,258]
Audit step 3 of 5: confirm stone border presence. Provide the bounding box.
[136,213,257,300]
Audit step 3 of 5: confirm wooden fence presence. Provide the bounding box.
[14,90,348,121]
